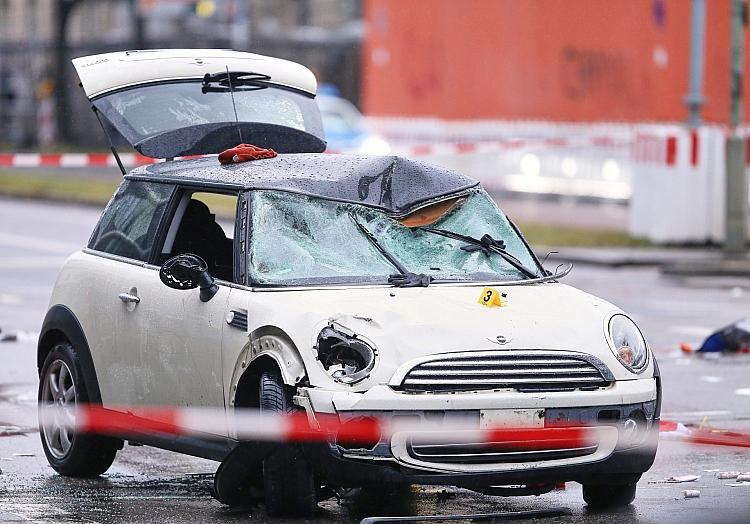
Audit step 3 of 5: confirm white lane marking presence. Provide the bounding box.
[668,325,713,337]
[700,376,724,383]
[0,232,79,254]
[0,256,66,269]
[735,388,750,396]
[0,293,21,305]
[0,503,100,523]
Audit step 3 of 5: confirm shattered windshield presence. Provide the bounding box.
[248,188,540,286]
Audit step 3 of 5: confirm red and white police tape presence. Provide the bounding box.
[0,136,626,169]
[40,404,607,450]
[31,404,750,450]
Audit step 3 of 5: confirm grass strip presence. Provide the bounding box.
[0,171,119,206]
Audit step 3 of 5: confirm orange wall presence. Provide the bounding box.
[362,0,748,123]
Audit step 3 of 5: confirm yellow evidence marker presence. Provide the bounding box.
[478,287,508,308]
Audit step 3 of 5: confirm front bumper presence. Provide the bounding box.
[296,378,659,487]
[307,430,657,489]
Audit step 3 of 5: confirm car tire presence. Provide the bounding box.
[582,482,637,508]
[259,371,317,517]
[38,341,118,477]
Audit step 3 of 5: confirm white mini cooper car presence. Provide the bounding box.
[38,50,660,517]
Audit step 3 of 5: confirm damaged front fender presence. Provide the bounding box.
[229,327,306,409]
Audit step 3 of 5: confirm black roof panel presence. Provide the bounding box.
[126,153,479,215]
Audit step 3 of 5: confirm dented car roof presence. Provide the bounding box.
[126,154,479,216]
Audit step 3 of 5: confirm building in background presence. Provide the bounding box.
[0,0,361,148]
[362,0,749,124]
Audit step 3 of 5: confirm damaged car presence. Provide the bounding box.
[37,49,660,517]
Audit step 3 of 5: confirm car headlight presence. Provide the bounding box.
[607,314,649,373]
[316,326,376,384]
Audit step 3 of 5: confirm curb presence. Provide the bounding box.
[661,258,750,278]
[541,247,725,270]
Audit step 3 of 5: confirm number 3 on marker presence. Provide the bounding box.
[478,287,507,308]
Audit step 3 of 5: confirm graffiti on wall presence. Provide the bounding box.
[560,46,628,101]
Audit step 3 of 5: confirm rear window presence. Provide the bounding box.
[89,180,173,261]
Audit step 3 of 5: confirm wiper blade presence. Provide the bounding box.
[201,71,271,93]
[349,213,432,288]
[418,227,539,279]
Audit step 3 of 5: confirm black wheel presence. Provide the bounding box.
[38,342,118,477]
[583,482,637,508]
[259,371,317,517]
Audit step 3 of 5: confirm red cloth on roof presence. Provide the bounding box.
[218,144,278,164]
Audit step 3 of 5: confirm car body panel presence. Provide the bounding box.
[49,251,227,430]
[72,49,317,98]
[240,283,650,393]
[125,155,478,217]
[72,50,325,157]
[301,379,657,415]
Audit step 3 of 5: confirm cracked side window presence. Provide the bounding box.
[89,180,173,262]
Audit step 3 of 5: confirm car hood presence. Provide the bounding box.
[244,282,645,389]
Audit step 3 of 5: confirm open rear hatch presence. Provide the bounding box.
[72,49,326,159]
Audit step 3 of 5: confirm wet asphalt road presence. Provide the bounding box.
[0,196,749,524]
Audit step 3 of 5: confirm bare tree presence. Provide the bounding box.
[53,0,143,144]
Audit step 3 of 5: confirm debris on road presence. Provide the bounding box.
[11,453,34,457]
[0,332,17,343]
[737,473,750,482]
[681,319,750,354]
[0,424,30,437]
[716,472,742,479]
[683,490,700,498]
[667,475,701,483]
[649,475,700,484]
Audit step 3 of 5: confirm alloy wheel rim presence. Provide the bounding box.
[40,359,77,459]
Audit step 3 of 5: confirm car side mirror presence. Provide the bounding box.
[159,254,219,302]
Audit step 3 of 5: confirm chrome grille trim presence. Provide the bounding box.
[408,441,599,464]
[396,350,613,393]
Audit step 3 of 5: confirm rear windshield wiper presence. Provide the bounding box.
[349,213,432,288]
[418,227,540,279]
[201,71,271,93]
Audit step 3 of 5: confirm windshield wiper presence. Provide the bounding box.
[418,227,539,279]
[349,213,432,288]
[201,71,271,93]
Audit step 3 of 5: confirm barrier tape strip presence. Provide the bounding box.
[0,136,626,169]
[39,404,603,450]
[21,404,750,450]
[659,419,750,449]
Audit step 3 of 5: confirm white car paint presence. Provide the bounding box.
[72,49,318,98]
[50,249,656,440]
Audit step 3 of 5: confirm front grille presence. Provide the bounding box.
[396,351,613,393]
[408,440,598,464]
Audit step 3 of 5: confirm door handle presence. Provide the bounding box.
[118,292,140,304]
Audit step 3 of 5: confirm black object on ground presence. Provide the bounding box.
[698,319,750,353]
[210,442,274,505]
